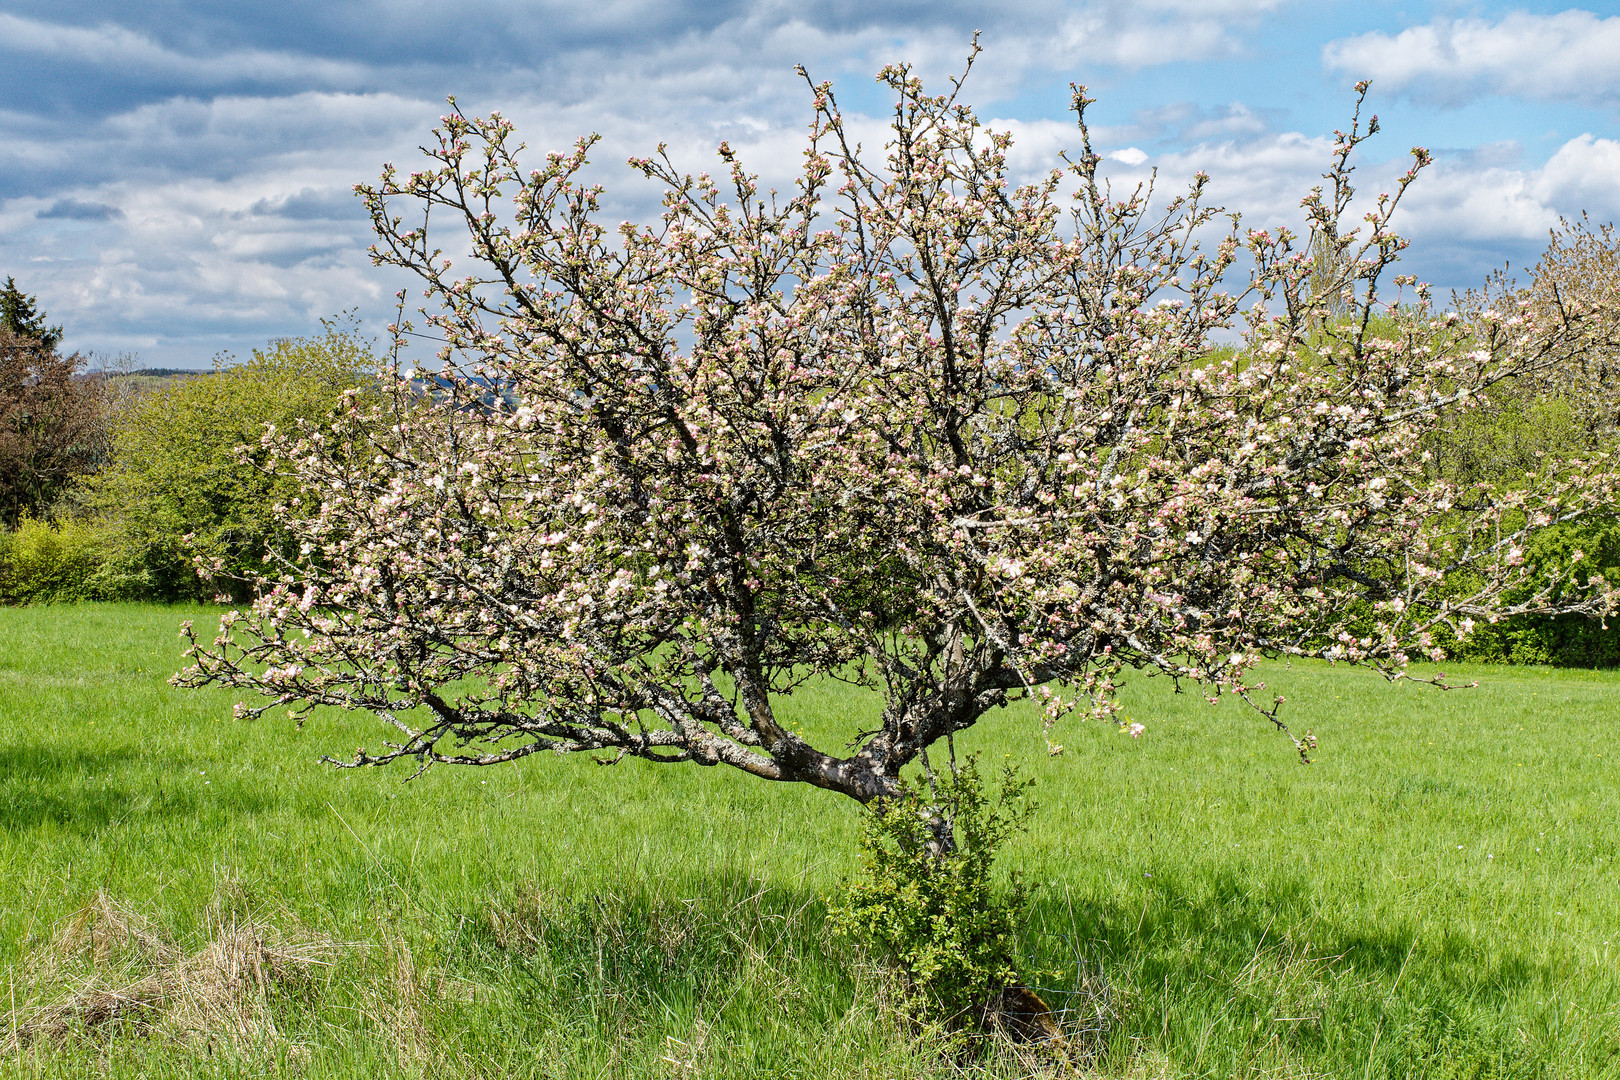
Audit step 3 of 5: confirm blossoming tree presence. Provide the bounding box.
[180,57,1617,809]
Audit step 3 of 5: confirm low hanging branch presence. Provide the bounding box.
[178,55,1619,803]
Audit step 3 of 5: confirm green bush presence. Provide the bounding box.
[88,320,373,603]
[1446,612,1620,667]
[1422,218,1620,666]
[1433,514,1620,666]
[0,514,222,607]
[829,757,1037,1034]
[1425,385,1620,667]
[0,515,118,604]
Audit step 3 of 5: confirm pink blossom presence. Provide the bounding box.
[171,61,1620,802]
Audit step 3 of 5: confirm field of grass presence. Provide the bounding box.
[1,603,1617,1078]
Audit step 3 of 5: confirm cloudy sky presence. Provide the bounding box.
[2,1,1617,368]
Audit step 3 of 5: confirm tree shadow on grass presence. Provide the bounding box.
[0,744,269,835]
[386,860,1593,1078]
[435,869,857,1049]
[1024,869,1576,1078]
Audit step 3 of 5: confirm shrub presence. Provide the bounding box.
[0,516,116,605]
[829,758,1037,1033]
[1430,220,1620,665]
[89,320,373,602]
[1439,513,1620,666]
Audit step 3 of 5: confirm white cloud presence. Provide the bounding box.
[1536,134,1620,218]
[1398,163,1561,244]
[1377,134,1620,256]
[1129,0,1286,12]
[1323,10,1620,107]
[0,88,438,361]
[1143,133,1340,226]
[0,12,374,90]
[993,1,1290,72]
[1069,127,1620,300]
[9,2,1616,366]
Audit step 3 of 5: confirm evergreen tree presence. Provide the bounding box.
[0,277,64,352]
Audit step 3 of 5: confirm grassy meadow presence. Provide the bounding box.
[1,603,1617,1078]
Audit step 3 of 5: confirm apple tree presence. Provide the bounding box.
[179,61,1618,815]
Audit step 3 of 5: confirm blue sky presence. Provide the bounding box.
[2,1,1617,367]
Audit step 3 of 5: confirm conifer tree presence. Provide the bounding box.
[0,277,63,352]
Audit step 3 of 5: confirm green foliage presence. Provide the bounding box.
[829,756,1036,1032]
[0,516,162,605]
[1417,216,1620,667]
[89,321,372,602]
[0,516,116,604]
[1260,221,1620,670]
[1430,384,1604,490]
[1423,383,1620,667]
[0,276,63,352]
[1271,293,1620,669]
[1440,512,1620,666]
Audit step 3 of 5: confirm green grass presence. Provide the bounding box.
[1,603,1618,1078]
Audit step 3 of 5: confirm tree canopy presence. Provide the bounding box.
[0,336,106,529]
[93,322,373,601]
[180,61,1620,805]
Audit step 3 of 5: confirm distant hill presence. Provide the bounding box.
[123,368,216,378]
[103,368,218,394]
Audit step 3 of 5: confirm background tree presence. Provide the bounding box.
[1439,215,1620,483]
[0,277,64,352]
[0,334,107,528]
[181,63,1617,819]
[92,320,373,602]
[1423,216,1620,664]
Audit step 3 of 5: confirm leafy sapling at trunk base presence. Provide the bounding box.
[179,54,1618,809]
[829,755,1046,1039]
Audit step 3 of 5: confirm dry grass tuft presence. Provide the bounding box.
[3,889,336,1053]
[365,931,434,1073]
